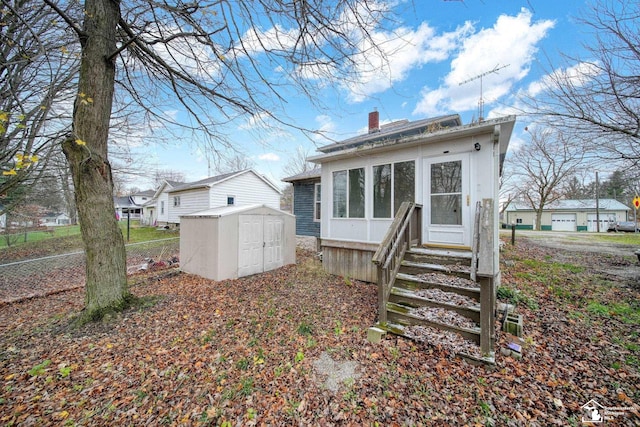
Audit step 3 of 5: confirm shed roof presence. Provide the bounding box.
[180,204,294,219]
[505,199,630,212]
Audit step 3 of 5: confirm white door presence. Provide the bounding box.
[264,216,284,272]
[587,213,615,232]
[551,213,576,231]
[423,154,471,247]
[238,215,264,277]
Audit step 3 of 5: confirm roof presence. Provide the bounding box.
[180,204,294,218]
[317,114,462,154]
[505,199,630,212]
[113,196,139,208]
[131,189,155,197]
[309,115,516,164]
[169,169,282,195]
[282,167,322,183]
[151,179,185,200]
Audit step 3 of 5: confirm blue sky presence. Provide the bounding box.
[137,0,592,189]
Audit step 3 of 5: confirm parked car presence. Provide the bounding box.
[607,221,640,232]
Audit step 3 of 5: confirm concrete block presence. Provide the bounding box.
[503,313,523,337]
[367,327,387,344]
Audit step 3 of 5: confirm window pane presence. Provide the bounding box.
[348,168,365,218]
[394,161,415,214]
[333,171,347,218]
[431,194,462,225]
[431,160,462,193]
[373,164,391,218]
[314,184,321,221]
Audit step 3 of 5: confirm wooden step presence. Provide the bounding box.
[394,272,480,301]
[405,247,472,266]
[376,321,494,365]
[386,302,480,345]
[389,287,480,323]
[399,260,472,280]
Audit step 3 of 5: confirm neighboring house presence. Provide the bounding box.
[114,196,142,220]
[282,167,321,237]
[130,189,155,206]
[149,180,184,226]
[40,212,71,226]
[166,169,282,225]
[309,110,516,282]
[504,199,630,232]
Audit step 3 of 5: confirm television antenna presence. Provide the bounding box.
[459,63,509,122]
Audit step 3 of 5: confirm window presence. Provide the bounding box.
[373,161,415,218]
[332,168,365,218]
[430,160,462,225]
[516,218,523,224]
[314,183,321,221]
[227,196,235,205]
[173,196,180,207]
[160,201,165,214]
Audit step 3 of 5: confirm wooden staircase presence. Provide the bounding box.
[371,202,497,364]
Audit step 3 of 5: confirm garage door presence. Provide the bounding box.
[551,213,576,231]
[587,213,616,232]
[238,215,284,277]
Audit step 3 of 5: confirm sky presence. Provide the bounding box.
[134,0,593,190]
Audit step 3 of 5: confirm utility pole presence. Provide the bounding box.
[459,64,509,122]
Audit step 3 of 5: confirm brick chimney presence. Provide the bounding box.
[368,109,380,133]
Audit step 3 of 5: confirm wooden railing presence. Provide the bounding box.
[371,202,422,324]
[475,198,497,356]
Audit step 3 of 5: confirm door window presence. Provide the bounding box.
[430,160,462,225]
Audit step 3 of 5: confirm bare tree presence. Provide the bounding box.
[508,127,586,230]
[282,146,315,178]
[0,0,78,214]
[521,0,639,162]
[34,0,397,322]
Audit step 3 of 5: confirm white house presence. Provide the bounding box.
[309,111,516,282]
[165,169,282,225]
[40,212,71,226]
[148,180,184,226]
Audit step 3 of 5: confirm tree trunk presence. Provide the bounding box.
[535,210,543,231]
[62,0,129,322]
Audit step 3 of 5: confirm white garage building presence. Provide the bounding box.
[504,199,631,232]
[180,204,296,281]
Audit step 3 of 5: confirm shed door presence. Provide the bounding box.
[264,216,284,272]
[551,213,576,231]
[239,215,264,277]
[238,215,285,277]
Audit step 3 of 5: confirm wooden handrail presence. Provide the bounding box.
[372,202,422,324]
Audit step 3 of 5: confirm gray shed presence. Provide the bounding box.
[180,204,296,281]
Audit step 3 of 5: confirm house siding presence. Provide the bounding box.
[293,182,320,237]
[168,188,210,223]
[157,192,170,224]
[209,172,281,209]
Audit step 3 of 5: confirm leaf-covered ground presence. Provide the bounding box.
[1,239,639,426]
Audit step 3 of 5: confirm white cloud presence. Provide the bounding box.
[258,153,280,161]
[413,8,554,118]
[525,61,600,97]
[343,21,474,103]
